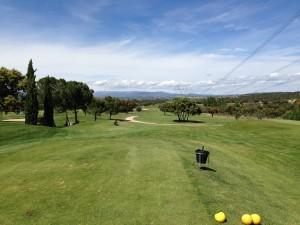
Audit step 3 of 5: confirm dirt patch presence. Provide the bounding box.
[125,116,157,125]
[2,118,25,122]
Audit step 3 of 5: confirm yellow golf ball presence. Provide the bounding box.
[241,214,253,225]
[251,214,261,225]
[214,212,226,223]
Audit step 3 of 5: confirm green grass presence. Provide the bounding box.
[0,109,299,225]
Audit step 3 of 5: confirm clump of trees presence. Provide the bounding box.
[159,102,172,115]
[0,67,25,114]
[159,97,202,121]
[195,95,299,120]
[1,60,140,126]
[38,77,94,126]
[104,96,121,120]
[224,103,243,120]
[282,106,300,121]
[88,97,137,121]
[158,95,300,121]
[119,99,137,114]
[102,97,137,119]
[88,98,106,121]
[3,60,300,124]
[1,60,94,127]
[202,96,225,117]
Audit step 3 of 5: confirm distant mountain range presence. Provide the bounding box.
[94,90,300,100]
[94,91,207,99]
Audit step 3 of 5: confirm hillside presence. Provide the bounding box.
[94,90,300,101]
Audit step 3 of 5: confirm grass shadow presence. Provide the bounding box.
[173,120,205,124]
[200,166,217,172]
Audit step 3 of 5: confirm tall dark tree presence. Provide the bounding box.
[25,60,39,125]
[42,76,55,127]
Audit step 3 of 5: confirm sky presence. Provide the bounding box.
[0,0,300,94]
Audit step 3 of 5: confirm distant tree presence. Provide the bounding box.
[159,102,171,115]
[25,60,39,125]
[204,97,218,107]
[140,99,167,106]
[88,97,106,121]
[206,106,219,117]
[225,104,235,116]
[0,67,25,112]
[53,79,71,126]
[241,103,257,117]
[255,110,265,120]
[42,76,55,127]
[203,97,225,117]
[226,103,242,120]
[3,95,17,113]
[104,96,120,120]
[234,111,242,120]
[162,97,202,121]
[282,106,300,121]
[136,106,142,112]
[119,99,137,113]
[66,81,93,124]
[233,103,242,120]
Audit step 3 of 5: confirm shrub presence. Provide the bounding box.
[136,106,142,112]
[282,106,300,121]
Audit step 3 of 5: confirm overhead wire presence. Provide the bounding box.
[202,9,300,94]
[225,58,300,94]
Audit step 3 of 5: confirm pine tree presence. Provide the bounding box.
[43,76,55,127]
[25,59,39,125]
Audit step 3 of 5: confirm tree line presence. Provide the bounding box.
[2,60,299,123]
[159,98,202,121]
[1,60,139,127]
[159,95,300,121]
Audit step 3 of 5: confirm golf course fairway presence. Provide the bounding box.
[0,108,299,225]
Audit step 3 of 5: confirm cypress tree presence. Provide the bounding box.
[43,76,55,127]
[25,59,39,125]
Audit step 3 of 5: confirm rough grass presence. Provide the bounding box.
[0,109,299,225]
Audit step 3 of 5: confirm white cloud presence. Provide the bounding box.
[0,38,299,94]
[269,72,280,77]
[152,1,269,34]
[94,79,214,92]
[293,72,300,76]
[67,0,110,23]
[219,48,248,54]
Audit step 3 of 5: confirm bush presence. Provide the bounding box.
[282,107,300,121]
[136,106,142,112]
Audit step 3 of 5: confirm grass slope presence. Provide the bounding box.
[0,109,299,225]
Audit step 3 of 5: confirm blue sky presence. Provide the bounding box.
[1,0,300,94]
